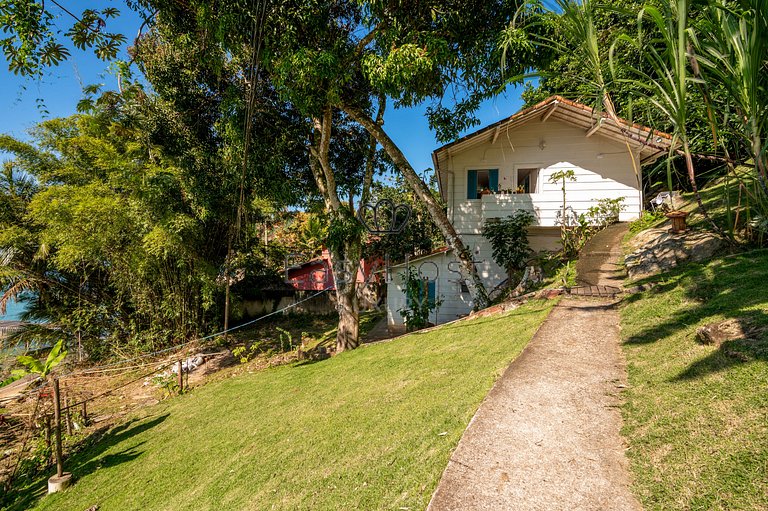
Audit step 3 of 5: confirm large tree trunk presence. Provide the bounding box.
[308,106,367,351]
[335,287,359,351]
[342,103,490,310]
[330,241,361,353]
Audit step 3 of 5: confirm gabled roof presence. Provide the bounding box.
[432,95,674,174]
[390,247,451,268]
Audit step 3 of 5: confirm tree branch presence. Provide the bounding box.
[355,23,383,55]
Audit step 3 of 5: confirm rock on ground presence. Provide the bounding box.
[625,228,726,280]
[696,318,760,346]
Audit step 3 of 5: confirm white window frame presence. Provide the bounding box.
[513,164,543,195]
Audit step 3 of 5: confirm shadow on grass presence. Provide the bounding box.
[3,413,168,511]
[673,336,768,381]
[620,251,768,380]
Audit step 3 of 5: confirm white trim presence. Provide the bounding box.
[541,101,558,122]
[512,163,544,194]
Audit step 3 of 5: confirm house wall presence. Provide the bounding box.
[440,120,642,235]
[386,249,511,330]
[387,118,646,330]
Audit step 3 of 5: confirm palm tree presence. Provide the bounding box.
[695,0,767,181]
[607,0,726,232]
[694,0,768,240]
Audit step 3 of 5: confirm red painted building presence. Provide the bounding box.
[285,249,381,291]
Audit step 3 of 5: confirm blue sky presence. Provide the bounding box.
[0,6,529,175]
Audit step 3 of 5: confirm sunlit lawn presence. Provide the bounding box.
[12,301,552,511]
[620,250,768,510]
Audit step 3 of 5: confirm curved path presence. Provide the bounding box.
[427,224,640,511]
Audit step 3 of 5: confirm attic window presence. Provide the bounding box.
[516,168,539,194]
[467,169,499,199]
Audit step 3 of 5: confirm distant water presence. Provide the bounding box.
[0,299,26,321]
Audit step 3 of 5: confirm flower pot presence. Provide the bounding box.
[666,210,689,234]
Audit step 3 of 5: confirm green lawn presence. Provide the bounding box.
[11,301,552,511]
[620,250,768,510]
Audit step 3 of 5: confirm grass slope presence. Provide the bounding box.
[620,250,768,510]
[16,301,552,511]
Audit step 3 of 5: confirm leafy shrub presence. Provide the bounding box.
[629,209,667,234]
[481,210,536,280]
[554,260,578,288]
[398,267,441,332]
[560,197,626,258]
[152,372,180,397]
[586,197,626,228]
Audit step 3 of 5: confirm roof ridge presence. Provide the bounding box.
[433,95,673,157]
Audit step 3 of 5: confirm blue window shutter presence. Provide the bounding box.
[427,280,436,305]
[467,170,477,199]
[489,169,499,192]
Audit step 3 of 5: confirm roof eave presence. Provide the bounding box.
[432,95,674,164]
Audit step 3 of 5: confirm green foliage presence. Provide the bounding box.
[326,209,366,254]
[0,2,127,76]
[1,368,27,387]
[398,267,442,332]
[548,169,577,187]
[276,327,295,353]
[553,260,577,288]
[232,343,261,364]
[560,197,626,258]
[481,210,536,279]
[362,37,450,99]
[297,215,328,259]
[364,176,444,262]
[6,339,67,385]
[586,197,626,227]
[151,372,180,398]
[629,209,667,234]
[0,10,322,357]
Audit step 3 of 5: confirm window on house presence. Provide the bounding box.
[406,279,437,307]
[516,168,539,194]
[467,169,499,199]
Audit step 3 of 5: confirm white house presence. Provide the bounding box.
[386,95,673,332]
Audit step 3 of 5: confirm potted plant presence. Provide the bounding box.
[480,187,493,196]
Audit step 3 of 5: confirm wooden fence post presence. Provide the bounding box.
[64,393,72,436]
[44,414,51,452]
[177,360,183,394]
[52,378,63,478]
[47,377,72,493]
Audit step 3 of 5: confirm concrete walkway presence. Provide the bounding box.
[427,224,640,511]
